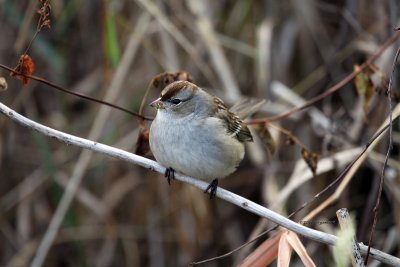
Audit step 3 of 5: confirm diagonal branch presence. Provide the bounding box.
[0,101,399,266]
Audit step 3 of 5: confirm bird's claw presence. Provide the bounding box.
[164,167,175,185]
[204,179,218,199]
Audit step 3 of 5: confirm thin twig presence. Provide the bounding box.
[365,44,400,265]
[22,0,51,56]
[0,64,152,121]
[247,31,400,124]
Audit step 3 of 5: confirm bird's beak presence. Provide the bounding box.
[149,97,164,109]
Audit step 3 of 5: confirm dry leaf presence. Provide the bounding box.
[134,125,150,156]
[285,135,297,146]
[11,54,35,86]
[254,122,276,154]
[278,232,292,267]
[301,148,319,176]
[151,71,194,91]
[392,90,400,103]
[285,231,316,267]
[239,232,281,267]
[37,0,51,29]
[354,64,375,118]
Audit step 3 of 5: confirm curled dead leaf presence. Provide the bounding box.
[134,125,150,156]
[285,135,297,146]
[11,54,35,86]
[354,64,375,118]
[151,71,194,91]
[254,122,276,154]
[392,90,400,103]
[301,148,319,176]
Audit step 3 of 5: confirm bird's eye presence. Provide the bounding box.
[170,98,182,105]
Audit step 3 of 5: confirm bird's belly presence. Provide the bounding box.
[150,120,244,181]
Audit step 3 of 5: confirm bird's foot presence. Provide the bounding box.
[204,179,218,199]
[164,167,175,185]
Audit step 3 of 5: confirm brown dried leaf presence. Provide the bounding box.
[134,125,150,156]
[301,148,319,176]
[278,232,292,267]
[285,231,316,267]
[37,0,51,30]
[11,54,35,86]
[285,135,297,146]
[254,123,276,154]
[151,71,194,91]
[392,90,400,103]
[354,64,375,117]
[239,232,281,267]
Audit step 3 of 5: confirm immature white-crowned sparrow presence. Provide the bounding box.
[149,80,256,197]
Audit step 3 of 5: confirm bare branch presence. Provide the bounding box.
[0,101,399,266]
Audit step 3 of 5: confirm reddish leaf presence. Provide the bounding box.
[11,54,35,86]
[239,232,281,267]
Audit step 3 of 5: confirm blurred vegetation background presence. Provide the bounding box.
[0,0,399,266]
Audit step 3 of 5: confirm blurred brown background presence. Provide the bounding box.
[0,0,399,266]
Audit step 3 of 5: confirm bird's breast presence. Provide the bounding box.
[149,114,245,181]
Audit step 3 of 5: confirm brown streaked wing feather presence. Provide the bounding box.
[213,98,253,142]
